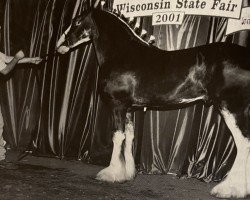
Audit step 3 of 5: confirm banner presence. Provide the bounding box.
[152,11,185,25]
[113,0,243,23]
[113,0,243,25]
[226,7,250,35]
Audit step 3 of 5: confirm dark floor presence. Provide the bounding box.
[0,150,224,200]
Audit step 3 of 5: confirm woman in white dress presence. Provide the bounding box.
[0,50,42,162]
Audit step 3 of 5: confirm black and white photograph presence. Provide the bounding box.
[0,0,250,199]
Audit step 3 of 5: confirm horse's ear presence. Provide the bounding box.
[86,0,91,10]
[100,1,106,9]
[93,0,100,9]
[93,0,106,10]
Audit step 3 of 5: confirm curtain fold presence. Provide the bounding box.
[0,0,100,160]
[31,0,100,159]
[0,0,41,150]
[0,0,249,182]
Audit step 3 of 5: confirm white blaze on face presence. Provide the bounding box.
[57,25,91,54]
[56,25,71,54]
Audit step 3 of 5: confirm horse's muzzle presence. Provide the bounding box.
[57,45,70,54]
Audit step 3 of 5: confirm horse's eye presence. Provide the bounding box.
[75,21,81,26]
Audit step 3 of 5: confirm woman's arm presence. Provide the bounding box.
[18,57,43,64]
[0,51,42,65]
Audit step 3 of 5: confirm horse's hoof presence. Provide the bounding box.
[247,175,250,194]
[125,167,136,180]
[96,166,126,183]
[210,182,247,198]
[247,186,250,195]
[124,156,136,180]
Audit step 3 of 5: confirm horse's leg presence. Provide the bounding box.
[247,147,250,194]
[124,112,136,180]
[211,107,250,198]
[245,105,250,195]
[96,106,127,182]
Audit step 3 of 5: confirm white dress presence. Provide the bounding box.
[0,58,7,160]
[0,52,41,161]
[0,58,7,71]
[0,107,5,161]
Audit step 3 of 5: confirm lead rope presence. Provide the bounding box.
[40,50,59,61]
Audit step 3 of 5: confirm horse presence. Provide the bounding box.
[56,5,250,199]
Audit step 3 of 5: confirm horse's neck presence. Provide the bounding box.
[92,10,147,65]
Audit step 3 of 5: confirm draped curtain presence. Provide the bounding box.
[0,0,249,182]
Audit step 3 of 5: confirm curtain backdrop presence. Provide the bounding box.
[0,0,249,182]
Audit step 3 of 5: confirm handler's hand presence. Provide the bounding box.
[29,57,43,64]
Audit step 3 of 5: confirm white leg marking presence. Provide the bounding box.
[210,109,250,198]
[246,148,250,194]
[96,131,126,182]
[124,117,136,180]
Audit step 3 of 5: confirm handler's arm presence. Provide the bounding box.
[0,51,42,65]
[0,51,25,75]
[18,57,43,64]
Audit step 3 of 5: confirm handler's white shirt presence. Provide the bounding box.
[0,57,7,72]
[0,57,7,160]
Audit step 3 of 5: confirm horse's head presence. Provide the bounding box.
[56,10,96,54]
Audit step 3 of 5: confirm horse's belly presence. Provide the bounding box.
[133,87,206,107]
[133,78,207,106]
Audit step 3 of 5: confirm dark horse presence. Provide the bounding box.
[56,6,250,199]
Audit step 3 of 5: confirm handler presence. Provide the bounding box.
[0,50,42,163]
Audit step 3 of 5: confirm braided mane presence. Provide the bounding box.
[99,7,155,46]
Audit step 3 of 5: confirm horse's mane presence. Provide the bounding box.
[93,9,153,47]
